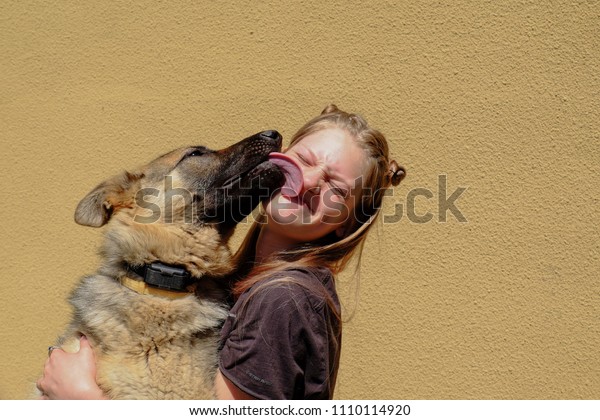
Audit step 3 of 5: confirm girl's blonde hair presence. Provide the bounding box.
[231,104,405,303]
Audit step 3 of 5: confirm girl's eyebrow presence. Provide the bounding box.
[295,146,316,162]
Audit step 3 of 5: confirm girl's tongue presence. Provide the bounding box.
[268,152,304,198]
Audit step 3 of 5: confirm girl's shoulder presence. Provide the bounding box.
[273,266,335,287]
[236,266,339,314]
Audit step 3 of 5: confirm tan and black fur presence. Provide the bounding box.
[50,131,284,399]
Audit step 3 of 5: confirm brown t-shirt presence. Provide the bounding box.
[218,266,341,399]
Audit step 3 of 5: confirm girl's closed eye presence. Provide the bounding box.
[296,153,311,165]
[330,183,348,198]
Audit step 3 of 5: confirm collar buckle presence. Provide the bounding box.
[130,262,193,292]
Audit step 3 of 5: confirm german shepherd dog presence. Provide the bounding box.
[47,130,284,399]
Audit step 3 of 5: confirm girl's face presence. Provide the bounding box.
[264,128,369,243]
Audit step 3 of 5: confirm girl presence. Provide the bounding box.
[37,104,405,400]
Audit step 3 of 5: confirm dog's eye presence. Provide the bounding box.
[188,149,205,157]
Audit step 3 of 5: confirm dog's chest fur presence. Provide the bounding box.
[60,276,228,399]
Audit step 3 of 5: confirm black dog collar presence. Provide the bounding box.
[126,262,196,292]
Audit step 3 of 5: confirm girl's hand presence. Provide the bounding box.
[37,335,107,400]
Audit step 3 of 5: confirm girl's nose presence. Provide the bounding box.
[301,167,322,196]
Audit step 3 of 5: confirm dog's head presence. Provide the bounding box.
[74,130,284,277]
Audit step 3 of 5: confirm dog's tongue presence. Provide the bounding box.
[268,152,303,197]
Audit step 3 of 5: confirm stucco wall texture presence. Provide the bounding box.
[1,1,598,399]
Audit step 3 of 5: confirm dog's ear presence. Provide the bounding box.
[75,171,143,227]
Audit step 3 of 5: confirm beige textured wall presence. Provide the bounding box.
[1,1,598,399]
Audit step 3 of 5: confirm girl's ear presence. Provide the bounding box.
[335,226,346,238]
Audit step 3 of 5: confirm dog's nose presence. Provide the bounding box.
[259,130,281,140]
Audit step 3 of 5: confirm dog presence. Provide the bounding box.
[44,130,285,399]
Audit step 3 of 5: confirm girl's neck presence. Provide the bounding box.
[254,225,299,265]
